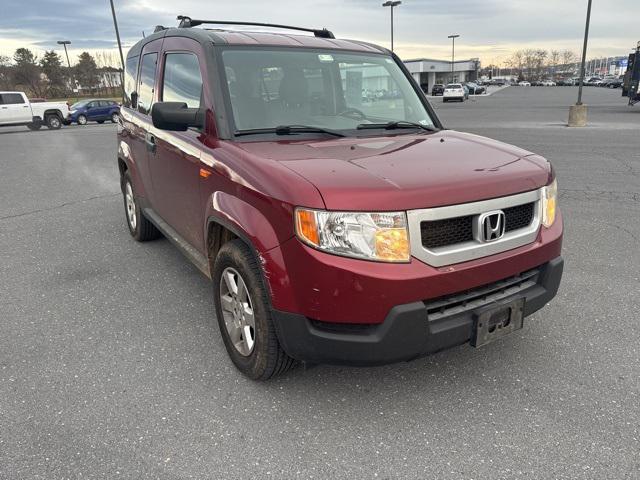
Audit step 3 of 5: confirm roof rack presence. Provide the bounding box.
[176,16,335,39]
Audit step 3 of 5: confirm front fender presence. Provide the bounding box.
[204,191,296,309]
[204,191,286,254]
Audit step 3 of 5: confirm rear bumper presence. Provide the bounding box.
[272,256,563,366]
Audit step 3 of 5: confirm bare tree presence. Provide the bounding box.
[0,55,12,89]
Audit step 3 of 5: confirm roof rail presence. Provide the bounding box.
[176,16,335,39]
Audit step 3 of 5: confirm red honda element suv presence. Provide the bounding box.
[117,17,563,379]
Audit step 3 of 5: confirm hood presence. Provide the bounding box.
[236,130,552,211]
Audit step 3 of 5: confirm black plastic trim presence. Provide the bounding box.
[271,257,564,366]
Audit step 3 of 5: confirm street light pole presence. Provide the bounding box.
[382,1,401,53]
[576,0,592,106]
[57,40,72,68]
[448,34,459,83]
[569,0,592,126]
[109,0,126,99]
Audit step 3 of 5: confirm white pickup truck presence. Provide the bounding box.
[0,92,70,130]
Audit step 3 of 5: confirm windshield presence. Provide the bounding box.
[220,48,435,135]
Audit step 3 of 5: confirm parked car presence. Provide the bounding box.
[465,82,486,95]
[69,99,120,125]
[518,81,531,87]
[443,83,468,102]
[118,17,563,379]
[0,91,69,130]
[586,77,603,86]
[541,80,557,86]
[601,77,623,88]
[431,84,445,96]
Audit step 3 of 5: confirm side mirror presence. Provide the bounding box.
[151,102,205,131]
[130,91,138,109]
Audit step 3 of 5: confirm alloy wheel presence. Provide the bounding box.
[219,267,256,356]
[125,182,136,230]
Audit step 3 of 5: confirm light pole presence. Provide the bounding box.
[57,40,72,68]
[382,1,401,53]
[569,0,592,126]
[448,34,459,83]
[109,0,126,98]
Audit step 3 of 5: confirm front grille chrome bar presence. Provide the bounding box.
[407,189,542,267]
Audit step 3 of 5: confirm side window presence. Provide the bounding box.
[138,53,158,115]
[124,55,139,108]
[2,93,25,105]
[162,53,203,108]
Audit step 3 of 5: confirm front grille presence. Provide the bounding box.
[504,203,535,232]
[420,202,535,250]
[425,268,540,321]
[420,216,473,249]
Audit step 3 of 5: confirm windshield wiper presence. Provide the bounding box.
[357,120,437,132]
[235,125,345,137]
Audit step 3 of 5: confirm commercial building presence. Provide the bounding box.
[404,58,480,92]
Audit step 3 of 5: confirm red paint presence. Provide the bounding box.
[118,28,563,329]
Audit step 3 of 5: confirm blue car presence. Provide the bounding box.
[68,99,120,125]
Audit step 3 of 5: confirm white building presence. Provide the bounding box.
[404,58,481,92]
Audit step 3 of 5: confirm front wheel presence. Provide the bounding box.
[213,239,295,380]
[77,114,88,126]
[111,112,119,123]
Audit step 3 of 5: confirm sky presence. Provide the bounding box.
[0,0,637,66]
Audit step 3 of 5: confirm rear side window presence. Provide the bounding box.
[124,56,139,108]
[1,93,25,104]
[138,53,158,115]
[162,53,203,108]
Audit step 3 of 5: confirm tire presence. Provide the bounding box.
[443,99,448,103]
[111,112,119,123]
[45,114,62,130]
[122,172,161,241]
[77,114,88,126]
[27,121,42,131]
[212,239,296,380]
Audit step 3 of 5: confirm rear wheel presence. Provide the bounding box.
[122,172,161,241]
[213,239,296,380]
[46,114,62,130]
[77,114,88,126]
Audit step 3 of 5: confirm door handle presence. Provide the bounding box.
[145,133,156,153]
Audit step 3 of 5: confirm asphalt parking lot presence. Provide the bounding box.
[1,86,639,479]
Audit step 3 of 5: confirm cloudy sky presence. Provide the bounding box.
[0,0,636,65]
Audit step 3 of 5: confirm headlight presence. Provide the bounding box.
[70,110,77,114]
[295,208,410,262]
[542,179,558,227]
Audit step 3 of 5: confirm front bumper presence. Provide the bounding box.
[272,256,563,366]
